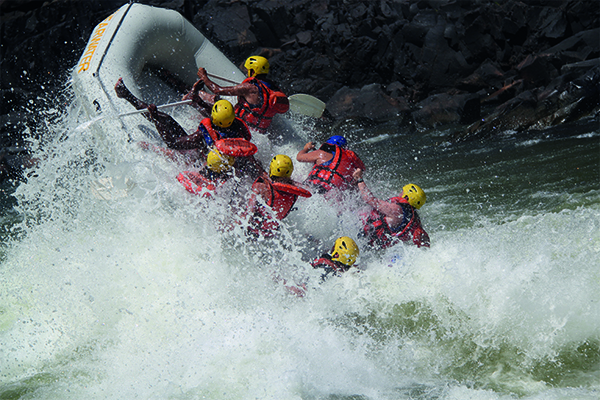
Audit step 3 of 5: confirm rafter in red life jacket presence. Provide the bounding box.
[306,145,355,191]
[200,117,251,145]
[247,177,309,237]
[362,196,430,248]
[234,77,289,133]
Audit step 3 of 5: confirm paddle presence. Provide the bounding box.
[74,99,193,132]
[206,73,326,118]
[287,94,326,118]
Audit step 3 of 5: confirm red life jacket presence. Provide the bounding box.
[234,77,289,133]
[215,138,257,157]
[247,177,302,237]
[199,117,251,145]
[177,168,229,199]
[306,146,363,192]
[361,197,430,248]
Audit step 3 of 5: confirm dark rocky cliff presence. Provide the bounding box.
[1,0,599,180]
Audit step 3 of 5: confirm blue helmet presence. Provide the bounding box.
[325,135,347,147]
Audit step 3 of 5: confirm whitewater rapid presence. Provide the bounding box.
[0,94,599,399]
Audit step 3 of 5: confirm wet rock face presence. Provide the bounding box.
[190,0,599,138]
[1,0,599,164]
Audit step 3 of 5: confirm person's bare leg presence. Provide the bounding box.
[115,78,188,145]
[145,104,189,145]
[115,78,149,110]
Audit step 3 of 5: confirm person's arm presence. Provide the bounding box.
[168,130,208,153]
[297,142,332,165]
[296,142,316,161]
[182,80,214,114]
[197,68,259,101]
[353,169,400,215]
[296,141,317,162]
[244,177,268,218]
[163,121,208,153]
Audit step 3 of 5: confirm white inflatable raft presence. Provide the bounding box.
[72,3,245,139]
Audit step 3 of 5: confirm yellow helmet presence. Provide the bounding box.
[244,56,270,77]
[206,148,234,173]
[402,183,426,209]
[269,154,293,178]
[211,100,235,128]
[331,236,359,267]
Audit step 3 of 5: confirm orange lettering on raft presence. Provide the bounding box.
[78,62,90,74]
[77,12,116,73]
[82,40,100,58]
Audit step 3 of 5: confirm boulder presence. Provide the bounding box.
[327,84,410,122]
[412,92,481,128]
[456,65,600,141]
[194,3,258,58]
[542,28,600,65]
[459,60,506,92]
[516,54,558,86]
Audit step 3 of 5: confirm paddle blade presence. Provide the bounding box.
[215,138,258,157]
[288,94,326,118]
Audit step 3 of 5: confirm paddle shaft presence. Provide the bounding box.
[118,99,192,117]
[207,72,240,85]
[75,99,193,131]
